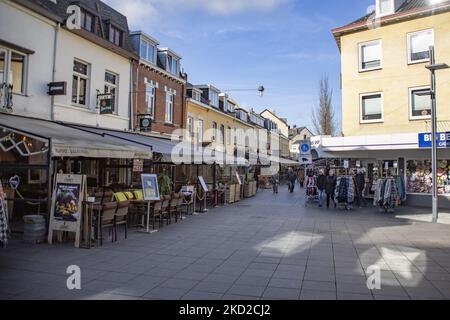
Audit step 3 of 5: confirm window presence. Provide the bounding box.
[228,102,235,113]
[0,48,27,95]
[408,29,434,64]
[359,40,382,71]
[234,128,237,146]
[192,90,201,102]
[410,87,431,119]
[165,92,174,123]
[209,90,219,108]
[72,60,89,106]
[227,127,231,145]
[80,10,94,32]
[145,83,155,117]
[377,0,394,17]
[360,93,383,123]
[187,116,194,140]
[220,125,225,145]
[212,122,217,142]
[140,40,156,64]
[167,55,178,75]
[109,25,122,46]
[104,71,118,112]
[197,119,204,144]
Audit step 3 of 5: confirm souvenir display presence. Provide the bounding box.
[406,160,450,194]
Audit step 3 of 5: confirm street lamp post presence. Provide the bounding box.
[425,46,449,223]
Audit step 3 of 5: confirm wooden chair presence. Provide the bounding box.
[169,194,180,223]
[151,200,163,229]
[114,201,130,241]
[176,195,184,221]
[161,195,171,225]
[93,202,117,246]
[102,191,114,203]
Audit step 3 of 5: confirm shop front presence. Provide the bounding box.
[312,133,450,209]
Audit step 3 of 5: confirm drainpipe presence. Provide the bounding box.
[129,60,134,130]
[134,61,140,132]
[50,23,60,121]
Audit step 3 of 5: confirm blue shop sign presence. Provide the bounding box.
[418,132,450,149]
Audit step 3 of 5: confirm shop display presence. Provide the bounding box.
[406,160,450,194]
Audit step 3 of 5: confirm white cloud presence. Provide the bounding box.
[104,0,159,28]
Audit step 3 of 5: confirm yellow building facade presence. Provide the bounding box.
[185,97,255,157]
[334,7,450,136]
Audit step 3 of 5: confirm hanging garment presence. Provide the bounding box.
[347,177,355,204]
[0,204,9,248]
[396,175,406,202]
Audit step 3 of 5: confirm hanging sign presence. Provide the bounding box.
[198,176,209,192]
[139,115,152,132]
[47,82,67,96]
[141,174,160,201]
[98,94,114,114]
[343,160,349,169]
[133,159,144,172]
[356,161,361,168]
[48,174,86,248]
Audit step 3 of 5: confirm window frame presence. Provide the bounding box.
[360,92,384,124]
[376,0,395,17]
[212,122,217,142]
[187,116,194,141]
[407,29,434,65]
[0,46,28,96]
[220,124,225,145]
[197,119,204,144]
[409,86,432,121]
[109,25,122,47]
[209,90,219,108]
[80,10,95,32]
[165,91,174,124]
[227,126,232,145]
[140,39,156,64]
[72,59,90,108]
[145,82,155,118]
[358,39,382,72]
[104,70,119,114]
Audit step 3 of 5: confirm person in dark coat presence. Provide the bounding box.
[355,169,367,207]
[317,169,327,207]
[287,168,297,193]
[325,170,337,209]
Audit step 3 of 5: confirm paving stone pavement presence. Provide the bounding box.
[2,185,450,300]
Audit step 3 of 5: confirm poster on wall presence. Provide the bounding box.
[48,174,86,248]
[141,174,160,201]
[198,176,209,192]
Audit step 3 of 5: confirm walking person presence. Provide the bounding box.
[270,172,279,194]
[355,168,367,207]
[287,168,297,193]
[317,169,326,207]
[325,170,337,209]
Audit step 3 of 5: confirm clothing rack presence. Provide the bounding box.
[334,175,355,211]
[373,177,399,213]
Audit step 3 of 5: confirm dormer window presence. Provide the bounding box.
[228,102,235,113]
[192,90,201,102]
[140,39,156,64]
[80,10,94,32]
[167,55,179,75]
[109,25,122,46]
[209,90,219,108]
[376,0,395,17]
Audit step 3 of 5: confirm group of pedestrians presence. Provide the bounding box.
[270,167,367,209]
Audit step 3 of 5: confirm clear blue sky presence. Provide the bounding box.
[105,0,374,133]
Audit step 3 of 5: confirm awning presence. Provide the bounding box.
[0,114,153,159]
[68,124,248,165]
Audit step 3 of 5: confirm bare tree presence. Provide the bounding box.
[312,75,336,136]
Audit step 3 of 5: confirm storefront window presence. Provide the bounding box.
[406,160,450,194]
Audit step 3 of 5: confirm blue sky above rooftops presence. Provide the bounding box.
[105,0,374,132]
